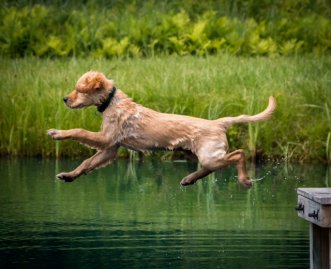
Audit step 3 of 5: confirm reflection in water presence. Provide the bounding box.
[0,159,330,268]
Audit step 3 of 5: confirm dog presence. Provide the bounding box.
[48,71,276,187]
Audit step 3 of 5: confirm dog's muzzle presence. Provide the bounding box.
[63,96,68,104]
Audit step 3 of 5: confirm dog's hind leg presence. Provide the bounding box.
[180,167,212,186]
[56,146,118,182]
[182,144,252,187]
[223,149,252,187]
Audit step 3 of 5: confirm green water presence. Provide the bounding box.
[0,159,330,268]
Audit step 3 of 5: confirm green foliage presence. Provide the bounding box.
[0,2,330,58]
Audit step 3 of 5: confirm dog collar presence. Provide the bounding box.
[97,86,117,113]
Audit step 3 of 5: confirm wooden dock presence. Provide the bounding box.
[296,188,331,269]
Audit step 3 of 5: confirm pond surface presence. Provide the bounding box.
[0,158,330,269]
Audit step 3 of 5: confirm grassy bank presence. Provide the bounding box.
[0,55,330,162]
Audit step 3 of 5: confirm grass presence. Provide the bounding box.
[0,54,330,163]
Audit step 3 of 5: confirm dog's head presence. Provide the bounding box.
[63,71,115,109]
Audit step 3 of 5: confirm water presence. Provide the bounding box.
[0,158,330,269]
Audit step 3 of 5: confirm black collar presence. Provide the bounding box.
[97,86,117,113]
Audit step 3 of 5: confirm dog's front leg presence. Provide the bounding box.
[47,129,72,140]
[56,146,118,182]
[48,128,110,149]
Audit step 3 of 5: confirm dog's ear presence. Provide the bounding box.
[94,80,102,91]
[83,74,104,92]
[76,72,108,93]
[92,73,108,91]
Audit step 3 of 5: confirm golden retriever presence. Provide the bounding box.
[48,71,276,187]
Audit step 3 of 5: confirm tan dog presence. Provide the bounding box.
[48,71,276,187]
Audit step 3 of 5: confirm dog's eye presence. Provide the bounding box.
[78,92,89,97]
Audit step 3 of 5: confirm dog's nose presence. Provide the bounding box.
[63,97,68,103]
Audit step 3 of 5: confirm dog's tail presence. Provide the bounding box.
[217,96,276,129]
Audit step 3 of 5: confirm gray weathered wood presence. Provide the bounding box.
[297,188,331,205]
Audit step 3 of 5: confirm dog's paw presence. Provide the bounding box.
[180,177,196,186]
[56,172,76,182]
[47,129,63,140]
[239,179,253,188]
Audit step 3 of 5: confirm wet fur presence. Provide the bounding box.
[48,71,276,186]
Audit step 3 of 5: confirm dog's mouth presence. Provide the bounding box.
[66,103,85,109]
[68,104,85,109]
[63,97,85,109]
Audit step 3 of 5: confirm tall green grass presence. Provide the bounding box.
[0,55,330,163]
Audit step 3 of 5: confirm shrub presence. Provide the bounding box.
[0,3,330,58]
